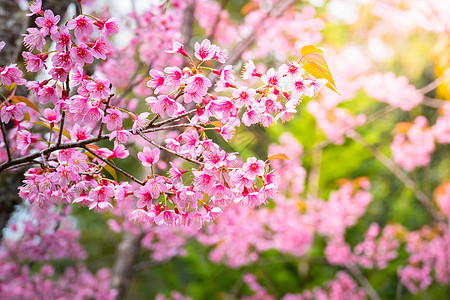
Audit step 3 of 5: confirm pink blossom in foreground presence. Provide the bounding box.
[138,147,160,166]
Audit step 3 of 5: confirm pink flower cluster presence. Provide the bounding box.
[0,206,115,299]
[307,178,372,237]
[399,224,450,293]
[0,0,324,231]
[391,116,435,171]
[325,223,400,269]
[307,100,366,144]
[282,271,365,300]
[364,72,423,111]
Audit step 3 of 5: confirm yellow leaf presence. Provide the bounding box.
[84,148,118,182]
[210,121,224,127]
[303,62,340,94]
[33,121,71,139]
[300,45,340,95]
[102,163,118,182]
[4,83,16,92]
[268,153,290,161]
[395,122,413,134]
[10,96,40,113]
[300,45,326,57]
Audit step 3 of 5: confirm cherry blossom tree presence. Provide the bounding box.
[0,0,449,299]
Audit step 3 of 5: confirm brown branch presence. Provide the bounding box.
[140,123,191,134]
[350,131,444,222]
[419,68,450,94]
[151,108,197,127]
[111,232,143,300]
[83,146,145,185]
[136,130,203,165]
[422,96,449,108]
[346,263,381,300]
[0,117,195,173]
[147,114,159,127]
[1,122,11,162]
[206,0,230,42]
[98,94,113,138]
[181,0,196,54]
[57,111,66,146]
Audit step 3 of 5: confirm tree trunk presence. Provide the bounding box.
[111,232,143,300]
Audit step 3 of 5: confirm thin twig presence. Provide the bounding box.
[98,94,113,138]
[346,263,381,300]
[422,96,449,108]
[83,146,145,185]
[1,122,11,162]
[207,0,230,42]
[419,68,450,94]
[350,131,443,221]
[0,122,195,173]
[140,123,191,134]
[151,108,198,127]
[136,130,203,165]
[147,114,159,127]
[57,111,66,146]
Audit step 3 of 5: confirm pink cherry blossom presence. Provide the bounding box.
[147,69,166,94]
[23,28,46,51]
[41,108,62,126]
[103,108,123,131]
[67,15,94,39]
[138,146,160,166]
[194,39,214,61]
[70,43,94,65]
[242,157,265,180]
[0,64,26,86]
[86,77,111,100]
[35,10,60,36]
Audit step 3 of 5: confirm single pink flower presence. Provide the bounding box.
[70,124,92,141]
[185,74,211,95]
[165,41,188,56]
[36,86,57,105]
[111,143,129,159]
[49,67,68,82]
[242,157,265,180]
[23,28,46,51]
[103,108,123,131]
[51,26,72,52]
[67,15,94,39]
[0,64,26,86]
[90,37,111,60]
[261,68,281,88]
[70,43,94,64]
[233,86,256,108]
[131,112,149,133]
[147,69,165,94]
[41,108,61,126]
[96,18,120,37]
[194,39,214,61]
[164,66,183,90]
[35,10,60,36]
[86,77,111,100]
[22,52,46,72]
[26,0,43,16]
[138,146,160,166]
[109,128,132,144]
